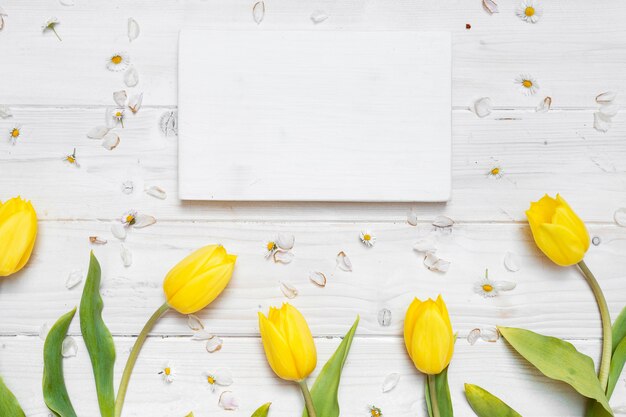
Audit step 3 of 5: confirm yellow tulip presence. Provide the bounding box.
[404,295,454,375]
[163,244,237,314]
[258,303,317,381]
[0,196,37,277]
[526,194,589,266]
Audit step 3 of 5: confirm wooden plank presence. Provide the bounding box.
[0,335,621,417]
[0,0,624,106]
[0,221,624,337]
[1,108,625,222]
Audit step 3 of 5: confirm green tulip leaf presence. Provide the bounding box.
[0,375,26,417]
[79,252,116,417]
[425,366,453,417]
[611,306,626,352]
[43,307,78,417]
[498,326,612,415]
[303,316,359,417]
[607,336,626,398]
[464,383,522,417]
[251,402,271,417]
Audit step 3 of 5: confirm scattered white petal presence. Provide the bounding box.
[423,252,450,273]
[187,314,204,331]
[111,223,127,240]
[407,210,419,226]
[336,251,352,272]
[310,10,329,24]
[89,236,107,245]
[213,369,233,386]
[65,270,83,289]
[193,329,215,341]
[594,112,612,133]
[599,104,620,118]
[309,271,327,287]
[473,97,492,118]
[614,208,626,227]
[479,327,501,342]
[86,125,110,139]
[132,214,156,229]
[0,15,4,32]
[612,405,626,414]
[124,66,139,87]
[218,391,239,411]
[252,1,265,24]
[467,328,481,345]
[121,181,134,195]
[273,250,294,264]
[536,96,552,113]
[596,91,617,104]
[279,281,298,299]
[160,111,178,136]
[128,18,140,42]
[494,281,517,292]
[206,336,223,353]
[113,90,128,107]
[61,337,78,357]
[413,237,437,253]
[59,0,75,5]
[359,230,376,247]
[276,233,295,250]
[39,323,50,340]
[378,308,392,327]
[0,105,12,119]
[432,215,454,228]
[482,0,499,14]
[145,185,167,200]
[592,236,601,246]
[128,92,143,114]
[515,0,543,24]
[515,74,539,95]
[120,244,132,267]
[102,132,121,150]
[503,252,520,272]
[381,373,400,393]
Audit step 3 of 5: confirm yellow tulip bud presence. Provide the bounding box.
[163,244,236,314]
[0,196,37,277]
[258,303,317,381]
[404,295,454,375]
[526,194,589,266]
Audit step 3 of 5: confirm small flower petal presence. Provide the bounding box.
[61,336,78,357]
[120,244,132,267]
[279,281,298,299]
[252,1,265,24]
[66,269,83,289]
[309,271,327,287]
[187,314,204,331]
[124,66,139,87]
[128,18,140,42]
[206,336,224,353]
[381,373,400,393]
[432,215,454,228]
[473,97,492,118]
[336,251,352,271]
[87,126,110,139]
[423,252,450,272]
[218,391,239,410]
[503,251,520,272]
[273,250,294,264]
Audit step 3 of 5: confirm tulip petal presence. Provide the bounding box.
[537,223,587,266]
[527,194,558,224]
[258,313,299,381]
[403,298,422,361]
[410,301,453,375]
[554,195,590,251]
[282,304,317,379]
[0,211,37,276]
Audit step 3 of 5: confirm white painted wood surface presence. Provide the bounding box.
[178,30,451,201]
[1,1,626,416]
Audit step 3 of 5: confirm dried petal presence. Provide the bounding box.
[596,91,617,103]
[407,210,419,226]
[0,105,12,119]
[120,244,132,267]
[503,251,520,272]
[336,251,352,272]
[273,250,294,264]
[473,97,492,118]
[66,269,83,289]
[615,208,626,227]
[39,323,49,340]
[252,1,265,24]
[593,112,612,133]
[432,215,454,228]
[309,271,327,287]
[310,10,329,24]
[276,233,295,250]
[192,329,215,341]
[413,237,437,253]
[111,223,127,240]
[206,336,223,353]
[279,281,298,299]
[87,125,110,139]
[423,252,450,273]
[160,111,178,136]
[479,327,500,342]
[121,181,134,195]
[89,236,107,245]
[124,66,139,87]
[128,92,143,114]
[218,391,239,410]
[102,132,121,150]
[128,17,140,42]
[381,373,400,393]
[599,104,620,117]
[536,96,552,113]
[494,281,516,292]
[187,314,204,331]
[377,308,391,327]
[113,90,128,107]
[482,0,499,14]
[61,336,78,357]
[145,185,167,200]
[467,328,481,345]
[133,214,156,229]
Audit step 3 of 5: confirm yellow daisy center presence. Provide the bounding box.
[111,55,123,65]
[207,375,216,384]
[266,242,276,251]
[67,156,76,163]
[522,80,533,88]
[126,215,135,223]
[524,6,535,16]
[490,167,500,175]
[482,284,494,293]
[363,234,371,241]
[164,367,171,376]
[10,128,20,138]
[116,111,123,117]
[370,408,382,417]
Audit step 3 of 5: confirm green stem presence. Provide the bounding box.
[578,260,612,391]
[298,380,317,417]
[427,374,441,417]
[114,302,169,417]
[52,27,62,41]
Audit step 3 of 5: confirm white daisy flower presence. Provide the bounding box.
[8,125,21,145]
[368,405,383,417]
[64,148,79,167]
[474,269,517,298]
[264,239,277,258]
[111,108,126,128]
[158,362,175,383]
[516,0,543,24]
[515,74,539,96]
[121,210,137,227]
[487,166,503,179]
[42,17,62,41]
[359,230,376,247]
[204,369,233,392]
[106,52,130,72]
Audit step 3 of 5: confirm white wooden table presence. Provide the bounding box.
[1,1,626,416]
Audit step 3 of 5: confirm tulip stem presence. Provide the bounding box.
[114,302,170,417]
[578,260,612,391]
[298,380,317,417]
[427,374,441,417]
